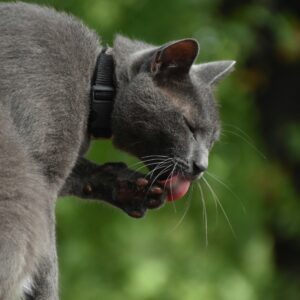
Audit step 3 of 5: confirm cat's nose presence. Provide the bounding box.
[191,146,209,178]
[192,161,207,177]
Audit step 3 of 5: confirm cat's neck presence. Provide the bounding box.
[89,47,116,139]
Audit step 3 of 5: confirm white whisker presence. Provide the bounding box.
[169,162,178,213]
[126,158,166,169]
[222,123,255,144]
[148,158,173,179]
[197,182,208,247]
[168,184,194,233]
[132,162,163,173]
[147,164,173,194]
[144,162,172,180]
[202,176,236,238]
[222,129,266,159]
[141,155,170,159]
[205,171,246,213]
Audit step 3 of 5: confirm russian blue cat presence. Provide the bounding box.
[0,2,235,299]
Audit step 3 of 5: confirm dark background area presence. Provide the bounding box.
[2,0,300,299]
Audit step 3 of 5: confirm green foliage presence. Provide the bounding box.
[2,0,299,299]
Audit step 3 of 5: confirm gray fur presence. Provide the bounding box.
[0,2,234,299]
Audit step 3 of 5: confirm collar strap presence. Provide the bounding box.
[89,47,115,138]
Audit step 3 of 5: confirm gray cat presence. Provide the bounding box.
[0,2,235,299]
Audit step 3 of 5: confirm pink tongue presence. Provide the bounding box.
[159,176,191,201]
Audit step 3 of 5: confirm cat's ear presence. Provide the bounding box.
[150,39,199,75]
[192,61,236,85]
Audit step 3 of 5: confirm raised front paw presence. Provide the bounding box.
[115,176,167,218]
[81,162,167,218]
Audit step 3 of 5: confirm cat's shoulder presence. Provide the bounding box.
[0,2,99,44]
[1,2,76,23]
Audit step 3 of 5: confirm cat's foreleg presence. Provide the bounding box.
[0,114,55,299]
[60,158,167,217]
[0,186,57,300]
[29,223,58,300]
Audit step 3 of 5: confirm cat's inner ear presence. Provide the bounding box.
[192,61,236,85]
[150,39,199,75]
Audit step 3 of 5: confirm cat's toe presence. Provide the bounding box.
[124,206,147,218]
[145,186,167,209]
[150,186,163,194]
[146,198,163,209]
[136,177,149,187]
[128,209,145,218]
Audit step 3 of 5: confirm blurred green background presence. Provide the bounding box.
[6,0,300,299]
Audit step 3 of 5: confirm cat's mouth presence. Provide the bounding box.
[159,175,191,201]
[144,162,192,201]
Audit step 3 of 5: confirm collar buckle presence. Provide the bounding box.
[90,85,115,138]
[89,48,115,138]
[92,84,114,101]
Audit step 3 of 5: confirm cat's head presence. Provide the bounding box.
[111,35,235,198]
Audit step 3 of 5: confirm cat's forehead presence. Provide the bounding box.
[160,87,194,117]
[159,80,212,122]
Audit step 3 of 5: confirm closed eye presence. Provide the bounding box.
[183,117,197,138]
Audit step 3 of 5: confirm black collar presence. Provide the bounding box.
[89,47,115,138]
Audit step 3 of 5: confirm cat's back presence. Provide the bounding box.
[0,2,100,91]
[0,2,101,184]
[0,2,100,56]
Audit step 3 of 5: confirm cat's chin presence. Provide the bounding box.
[159,175,191,201]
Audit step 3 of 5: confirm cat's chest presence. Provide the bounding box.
[27,109,91,187]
